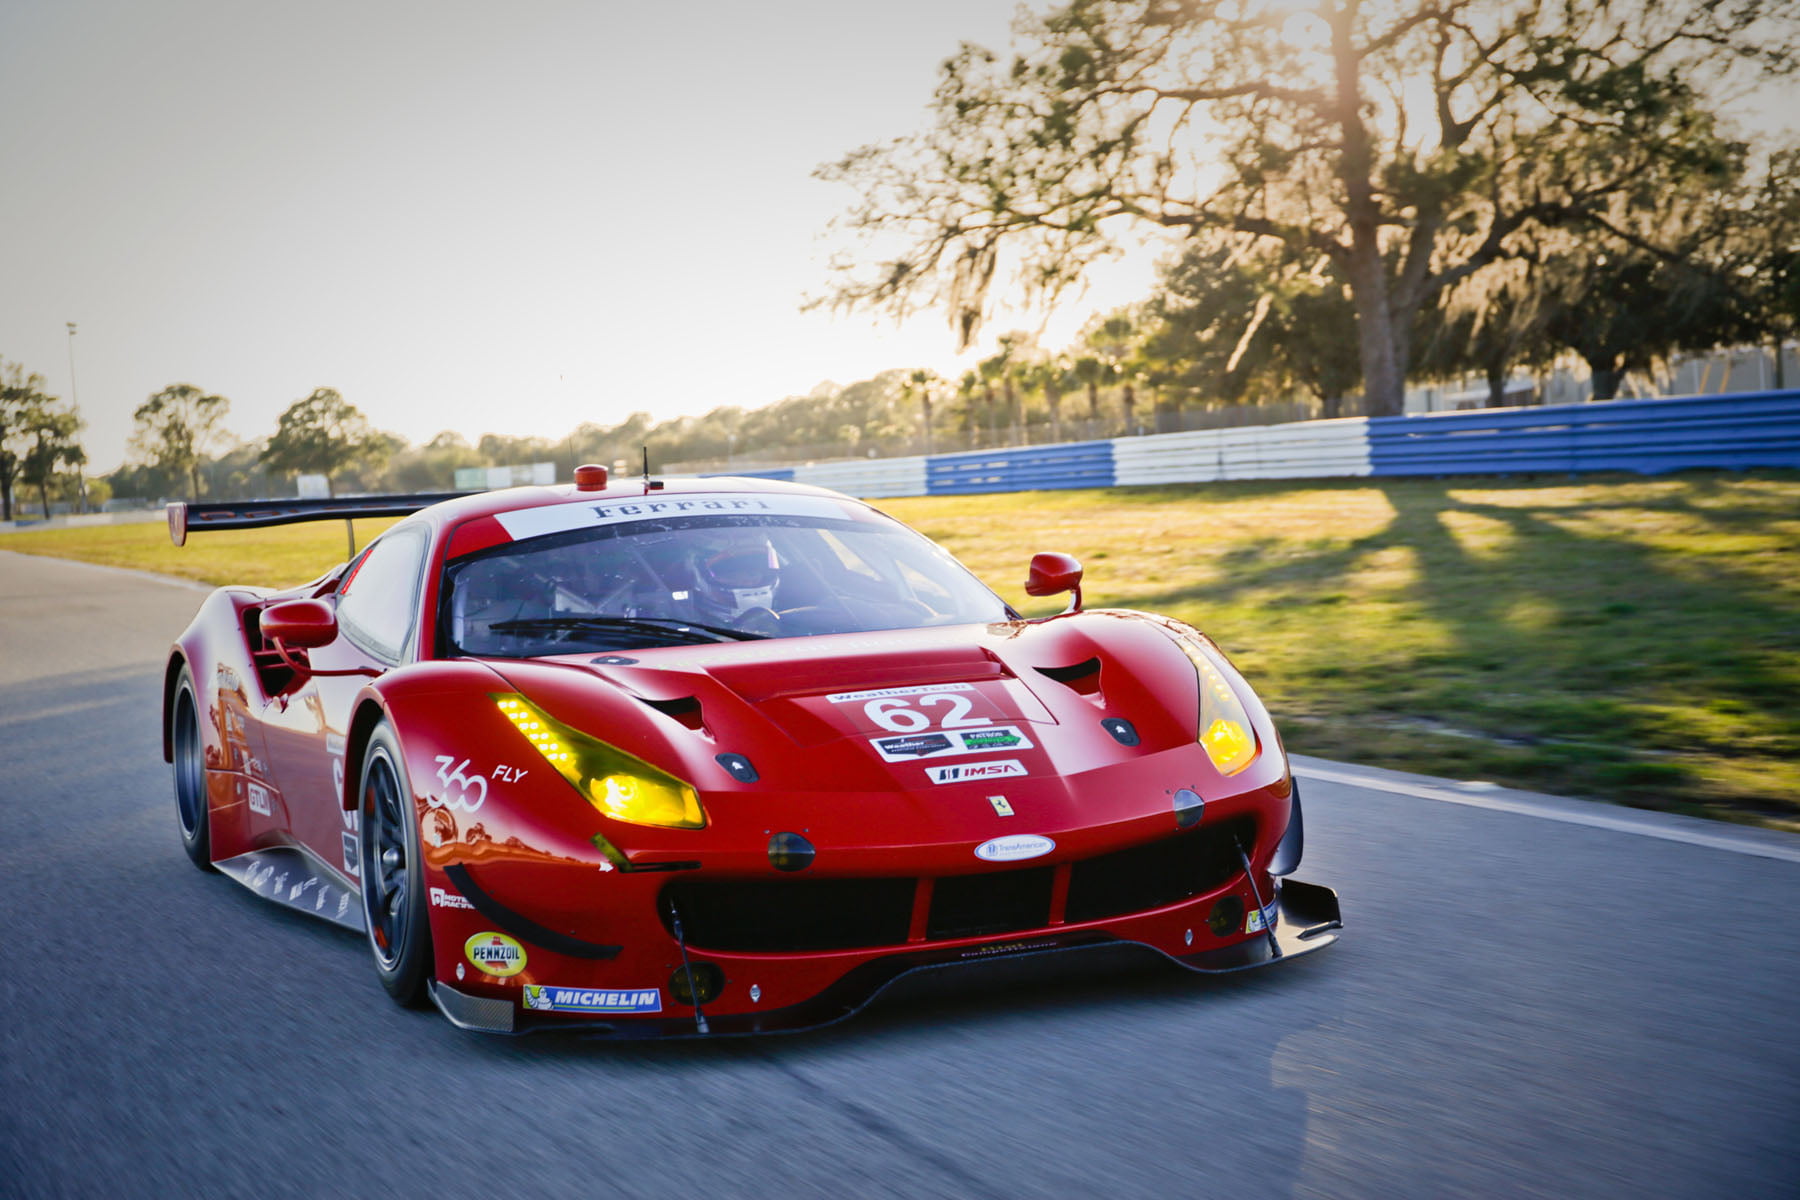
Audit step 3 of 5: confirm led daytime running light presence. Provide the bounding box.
[1175,638,1258,776]
[493,694,705,829]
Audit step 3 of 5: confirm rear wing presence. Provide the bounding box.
[166,493,472,546]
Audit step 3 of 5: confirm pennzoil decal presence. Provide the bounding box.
[465,932,526,977]
[871,725,1033,762]
[522,986,662,1014]
[926,759,1027,785]
[1245,902,1279,934]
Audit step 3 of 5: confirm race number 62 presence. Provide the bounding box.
[864,694,992,733]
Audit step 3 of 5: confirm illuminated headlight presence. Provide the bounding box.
[1172,636,1258,776]
[493,694,705,829]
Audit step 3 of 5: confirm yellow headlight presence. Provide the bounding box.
[493,694,705,829]
[1174,638,1259,776]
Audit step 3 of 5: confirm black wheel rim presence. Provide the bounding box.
[173,688,205,838]
[361,751,411,969]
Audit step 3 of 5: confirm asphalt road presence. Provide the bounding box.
[2,548,1796,1199]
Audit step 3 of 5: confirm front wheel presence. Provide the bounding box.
[358,722,432,1006]
[171,664,215,871]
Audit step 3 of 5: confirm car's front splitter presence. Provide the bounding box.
[426,878,1341,1038]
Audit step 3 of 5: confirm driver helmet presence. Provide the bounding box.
[692,526,780,616]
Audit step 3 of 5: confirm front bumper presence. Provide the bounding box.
[426,876,1341,1038]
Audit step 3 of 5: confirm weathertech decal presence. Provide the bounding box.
[828,682,975,704]
[871,725,1034,762]
[522,986,662,1014]
[925,759,1028,784]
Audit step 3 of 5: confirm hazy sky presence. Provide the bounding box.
[2,0,1165,473]
[7,2,1795,476]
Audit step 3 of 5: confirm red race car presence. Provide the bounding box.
[162,467,1339,1035]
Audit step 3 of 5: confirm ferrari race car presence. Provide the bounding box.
[162,467,1340,1035]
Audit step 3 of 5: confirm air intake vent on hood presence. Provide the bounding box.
[1036,656,1101,697]
[639,695,705,732]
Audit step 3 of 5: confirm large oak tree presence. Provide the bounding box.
[819,0,1796,415]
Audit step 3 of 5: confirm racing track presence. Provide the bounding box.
[2,548,1796,1199]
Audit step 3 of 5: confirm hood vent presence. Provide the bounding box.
[639,694,706,733]
[1035,656,1102,698]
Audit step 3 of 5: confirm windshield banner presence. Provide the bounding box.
[494,492,855,542]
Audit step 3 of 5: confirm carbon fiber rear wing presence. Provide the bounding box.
[166,493,472,546]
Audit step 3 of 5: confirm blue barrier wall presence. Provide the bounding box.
[1366,391,1800,476]
[703,391,1799,499]
[925,439,1116,495]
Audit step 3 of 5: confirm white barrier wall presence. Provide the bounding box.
[1111,418,1372,486]
[790,456,929,498]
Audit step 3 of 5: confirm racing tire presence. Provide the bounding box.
[171,664,215,871]
[358,722,433,1007]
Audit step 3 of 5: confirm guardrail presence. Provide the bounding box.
[722,390,1799,499]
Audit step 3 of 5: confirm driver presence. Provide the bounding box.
[687,526,783,624]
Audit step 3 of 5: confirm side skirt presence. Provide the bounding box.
[215,845,366,933]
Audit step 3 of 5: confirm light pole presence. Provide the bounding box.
[66,322,90,513]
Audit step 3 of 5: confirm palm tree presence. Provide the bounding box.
[1070,355,1108,433]
[1085,311,1143,435]
[902,368,940,456]
[956,370,983,447]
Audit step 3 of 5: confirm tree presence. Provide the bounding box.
[19,402,85,519]
[1083,310,1146,432]
[259,388,386,494]
[1415,256,1558,408]
[1,358,58,520]
[901,368,941,455]
[819,0,1798,416]
[981,332,1038,444]
[955,369,984,442]
[1720,146,1800,387]
[1541,239,1741,400]
[1152,235,1363,415]
[1029,355,1072,442]
[1069,354,1107,426]
[131,384,230,500]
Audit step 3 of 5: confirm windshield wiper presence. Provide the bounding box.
[487,615,769,645]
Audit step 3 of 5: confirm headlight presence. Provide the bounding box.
[1172,636,1258,776]
[493,694,706,829]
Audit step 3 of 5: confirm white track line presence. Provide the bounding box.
[1294,761,1800,865]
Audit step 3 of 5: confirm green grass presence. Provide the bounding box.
[9,473,1798,829]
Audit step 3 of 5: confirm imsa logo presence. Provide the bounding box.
[925,759,1027,785]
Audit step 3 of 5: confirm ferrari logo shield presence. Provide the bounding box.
[988,795,1014,817]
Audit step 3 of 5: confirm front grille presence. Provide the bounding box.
[660,817,1255,954]
[927,866,1054,941]
[661,877,915,953]
[1064,816,1255,924]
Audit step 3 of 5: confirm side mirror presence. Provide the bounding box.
[260,599,338,649]
[1024,552,1084,612]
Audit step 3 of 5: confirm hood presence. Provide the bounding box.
[476,612,1249,859]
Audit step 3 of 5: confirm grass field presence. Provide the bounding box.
[7,472,1797,829]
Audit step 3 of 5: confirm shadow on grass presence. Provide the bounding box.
[1110,475,1800,822]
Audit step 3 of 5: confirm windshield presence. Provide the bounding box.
[441,493,1010,657]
